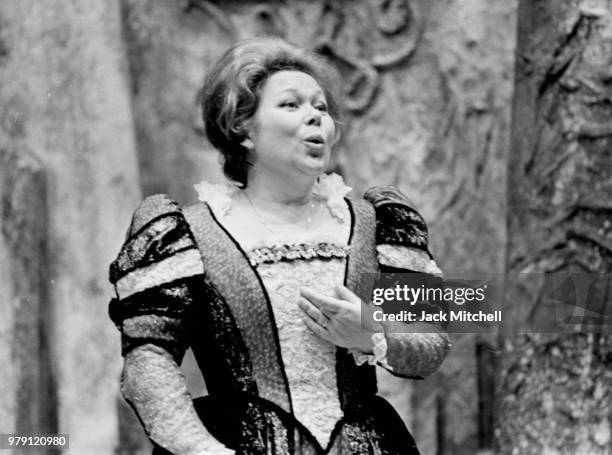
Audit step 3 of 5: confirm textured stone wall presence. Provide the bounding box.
[405,2,517,453]
[0,1,140,453]
[0,149,52,455]
[498,0,612,453]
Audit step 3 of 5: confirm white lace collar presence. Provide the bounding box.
[193,173,352,223]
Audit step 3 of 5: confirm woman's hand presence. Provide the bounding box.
[299,284,382,353]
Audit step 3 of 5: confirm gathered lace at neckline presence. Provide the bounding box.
[193,173,352,224]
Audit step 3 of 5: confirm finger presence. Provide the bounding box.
[301,312,332,341]
[300,288,344,313]
[298,298,330,327]
[335,284,361,304]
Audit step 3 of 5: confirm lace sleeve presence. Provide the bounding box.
[364,186,451,378]
[122,345,232,455]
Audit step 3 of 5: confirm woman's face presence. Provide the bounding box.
[245,70,336,181]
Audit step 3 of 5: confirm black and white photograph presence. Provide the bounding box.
[1,1,611,454]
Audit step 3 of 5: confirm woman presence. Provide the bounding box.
[108,37,450,455]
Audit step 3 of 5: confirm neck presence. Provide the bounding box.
[246,168,318,206]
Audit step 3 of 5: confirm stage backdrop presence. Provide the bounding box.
[0,1,517,454]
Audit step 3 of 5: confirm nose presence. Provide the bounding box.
[305,105,322,126]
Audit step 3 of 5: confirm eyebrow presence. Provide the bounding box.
[275,88,325,98]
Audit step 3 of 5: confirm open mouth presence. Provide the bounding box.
[304,142,325,156]
[305,137,323,144]
[304,134,325,149]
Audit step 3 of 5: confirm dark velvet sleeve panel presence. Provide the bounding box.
[364,186,451,379]
[108,194,204,363]
[364,186,430,253]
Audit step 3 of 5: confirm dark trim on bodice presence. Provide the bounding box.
[344,198,379,302]
[183,202,294,415]
[336,198,379,413]
[180,196,400,453]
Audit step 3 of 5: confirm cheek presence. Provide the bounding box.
[260,116,300,141]
[324,119,337,140]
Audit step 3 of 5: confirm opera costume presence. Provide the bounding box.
[108,174,450,455]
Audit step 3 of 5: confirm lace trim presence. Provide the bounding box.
[194,173,352,222]
[377,244,443,276]
[122,346,230,454]
[312,173,352,223]
[350,332,393,371]
[248,242,350,267]
[193,180,239,216]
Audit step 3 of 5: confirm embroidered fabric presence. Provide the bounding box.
[196,175,366,447]
[257,258,346,448]
[384,325,451,379]
[376,244,443,277]
[122,344,233,455]
[115,249,204,299]
[247,242,350,267]
[201,176,353,448]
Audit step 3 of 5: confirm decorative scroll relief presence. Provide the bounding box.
[315,0,423,113]
[184,0,238,41]
[185,0,423,114]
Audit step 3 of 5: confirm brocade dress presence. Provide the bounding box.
[108,173,450,455]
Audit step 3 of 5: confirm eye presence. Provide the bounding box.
[279,100,299,109]
[315,103,328,113]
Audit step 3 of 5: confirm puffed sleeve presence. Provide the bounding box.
[364,186,451,379]
[108,194,204,363]
[108,196,232,454]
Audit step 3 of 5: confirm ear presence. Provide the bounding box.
[241,136,254,150]
[238,123,254,149]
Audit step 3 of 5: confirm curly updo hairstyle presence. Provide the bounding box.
[200,37,341,188]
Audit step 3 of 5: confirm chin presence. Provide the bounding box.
[300,161,329,177]
[301,155,330,174]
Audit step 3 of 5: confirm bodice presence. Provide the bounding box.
[197,173,352,447]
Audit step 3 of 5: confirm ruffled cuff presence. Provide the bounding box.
[350,332,393,371]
